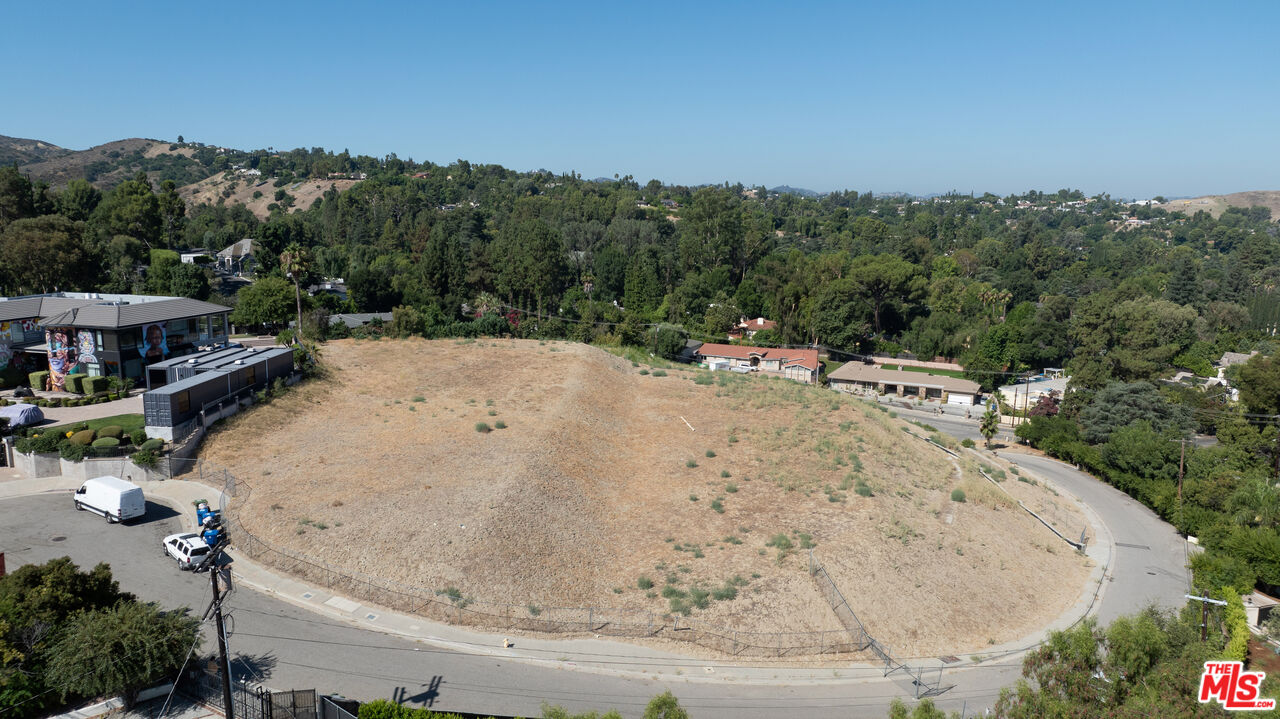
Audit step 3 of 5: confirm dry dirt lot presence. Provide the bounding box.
[177,174,359,220]
[198,338,1090,656]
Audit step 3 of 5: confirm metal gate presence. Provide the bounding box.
[271,689,317,719]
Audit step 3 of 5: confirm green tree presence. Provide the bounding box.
[44,601,199,705]
[846,254,925,334]
[980,405,1000,449]
[167,263,210,300]
[0,165,35,229]
[91,172,161,248]
[642,690,688,719]
[229,276,295,329]
[1077,381,1193,444]
[54,179,102,222]
[157,179,186,249]
[1237,352,1280,415]
[280,242,311,338]
[0,215,96,294]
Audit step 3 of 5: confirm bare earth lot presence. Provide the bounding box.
[198,339,1089,656]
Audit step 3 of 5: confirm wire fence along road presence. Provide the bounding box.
[184,460,879,659]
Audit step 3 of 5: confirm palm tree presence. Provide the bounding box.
[279,242,309,339]
[1229,478,1280,529]
[980,401,1000,449]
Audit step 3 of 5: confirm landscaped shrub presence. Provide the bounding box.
[28,371,48,391]
[139,438,165,452]
[82,376,110,394]
[91,437,120,448]
[63,374,84,394]
[29,432,62,453]
[131,449,159,469]
[69,429,96,446]
[130,429,148,446]
[59,442,87,462]
[96,425,124,440]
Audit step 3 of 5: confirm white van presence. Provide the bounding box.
[73,476,146,523]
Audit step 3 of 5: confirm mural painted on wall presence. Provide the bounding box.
[76,330,97,364]
[0,321,13,371]
[19,319,38,333]
[45,328,80,392]
[143,322,168,363]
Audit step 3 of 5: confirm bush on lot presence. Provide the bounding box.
[130,429,148,446]
[59,442,87,462]
[961,438,975,448]
[96,425,123,440]
[69,429,96,446]
[131,449,159,469]
[139,438,165,452]
[91,437,120,448]
[951,488,967,502]
[82,376,110,394]
[63,374,84,394]
[28,370,49,391]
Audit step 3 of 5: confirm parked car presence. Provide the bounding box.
[162,532,211,570]
[0,402,43,428]
[73,476,145,523]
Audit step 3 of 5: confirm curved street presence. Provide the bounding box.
[0,409,1191,717]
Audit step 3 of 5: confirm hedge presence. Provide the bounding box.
[139,438,165,452]
[29,371,48,391]
[69,430,96,446]
[129,429,148,446]
[1223,588,1249,661]
[82,376,110,394]
[96,425,124,440]
[63,374,84,394]
[91,437,120,448]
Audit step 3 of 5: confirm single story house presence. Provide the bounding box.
[827,363,981,405]
[696,343,819,384]
[997,375,1071,410]
[0,292,230,390]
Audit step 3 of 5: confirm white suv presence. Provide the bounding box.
[163,533,211,571]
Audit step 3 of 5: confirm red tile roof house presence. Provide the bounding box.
[727,317,777,340]
[695,343,820,384]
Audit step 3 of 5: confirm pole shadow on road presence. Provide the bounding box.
[393,676,443,707]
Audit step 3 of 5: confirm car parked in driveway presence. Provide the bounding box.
[163,532,211,570]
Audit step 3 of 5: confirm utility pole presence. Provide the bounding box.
[1178,438,1187,533]
[210,567,234,719]
[1186,594,1228,642]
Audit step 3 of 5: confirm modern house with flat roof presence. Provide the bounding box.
[997,375,1071,410]
[0,292,230,391]
[827,362,981,405]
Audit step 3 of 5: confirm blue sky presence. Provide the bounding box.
[4,1,1278,198]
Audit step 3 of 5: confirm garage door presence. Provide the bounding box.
[947,393,975,406]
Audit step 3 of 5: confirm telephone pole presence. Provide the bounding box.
[210,565,234,719]
[1178,438,1187,533]
[1186,594,1227,642]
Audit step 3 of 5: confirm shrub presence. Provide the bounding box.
[651,369,667,377]
[494,420,507,429]
[139,438,165,452]
[474,422,491,433]
[694,373,714,385]
[685,459,697,468]
[639,369,649,375]
[28,370,49,391]
[92,437,120,448]
[96,425,124,440]
[82,376,110,394]
[63,374,84,394]
[637,576,654,590]
[69,429,96,446]
[129,429,148,446]
[710,498,725,513]
[59,442,87,462]
[961,438,975,448]
[766,533,793,551]
[705,449,716,458]
[951,488,967,503]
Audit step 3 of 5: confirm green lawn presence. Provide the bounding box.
[880,363,968,380]
[45,413,145,435]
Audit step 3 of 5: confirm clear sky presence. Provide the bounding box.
[4,1,1278,198]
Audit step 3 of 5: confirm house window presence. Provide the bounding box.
[177,391,191,414]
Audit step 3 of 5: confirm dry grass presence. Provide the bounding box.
[198,338,1090,655]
